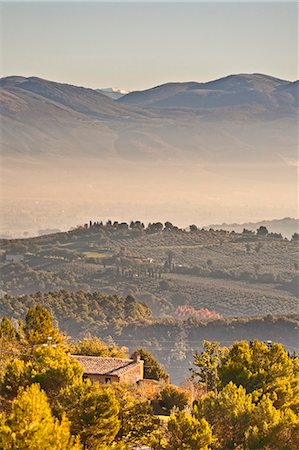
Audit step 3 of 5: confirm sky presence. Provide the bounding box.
[1,1,298,90]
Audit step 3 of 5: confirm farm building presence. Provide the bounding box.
[72,353,144,384]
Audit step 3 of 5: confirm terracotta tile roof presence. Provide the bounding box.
[72,355,142,376]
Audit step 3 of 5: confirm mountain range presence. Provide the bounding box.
[119,74,298,109]
[1,73,297,161]
[0,73,298,235]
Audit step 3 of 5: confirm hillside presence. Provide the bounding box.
[1,224,298,318]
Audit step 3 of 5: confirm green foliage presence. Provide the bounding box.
[1,290,151,337]
[56,380,120,448]
[196,383,299,450]
[117,398,159,445]
[153,385,191,415]
[166,410,214,450]
[193,340,299,449]
[196,382,254,449]
[0,317,21,371]
[219,340,299,409]
[29,346,83,395]
[109,383,159,445]
[0,383,81,450]
[0,316,18,341]
[69,337,128,358]
[131,349,168,381]
[1,359,27,398]
[25,304,62,345]
[1,346,83,398]
[245,395,284,449]
[192,341,226,393]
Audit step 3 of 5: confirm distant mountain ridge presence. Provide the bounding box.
[118,73,298,109]
[1,72,298,164]
[0,75,141,120]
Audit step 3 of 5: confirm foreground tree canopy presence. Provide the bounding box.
[0,305,298,449]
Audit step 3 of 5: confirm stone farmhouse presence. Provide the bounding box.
[73,353,144,384]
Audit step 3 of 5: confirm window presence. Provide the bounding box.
[105,377,111,384]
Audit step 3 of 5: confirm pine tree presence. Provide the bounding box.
[131,348,168,381]
[56,380,120,447]
[0,316,17,341]
[166,410,214,450]
[196,382,254,449]
[0,383,81,450]
[24,304,62,345]
[29,346,83,395]
[192,341,225,394]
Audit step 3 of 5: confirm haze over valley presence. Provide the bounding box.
[1,73,298,237]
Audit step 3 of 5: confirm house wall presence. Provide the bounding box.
[119,361,144,383]
[84,374,119,384]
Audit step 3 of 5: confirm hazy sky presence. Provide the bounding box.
[1,1,298,90]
